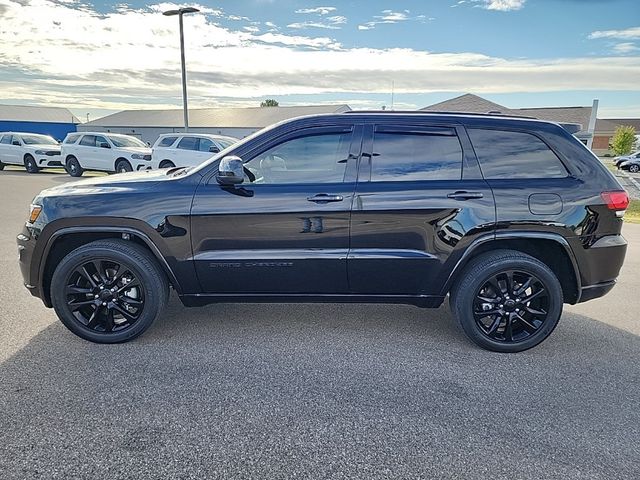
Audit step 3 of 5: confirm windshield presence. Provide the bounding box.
[216,138,237,149]
[21,134,57,145]
[109,135,147,148]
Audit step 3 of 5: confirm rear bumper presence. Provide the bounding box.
[577,280,616,303]
[574,234,626,303]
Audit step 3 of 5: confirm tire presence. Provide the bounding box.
[629,164,639,173]
[0,160,4,171]
[450,249,563,353]
[50,239,169,344]
[159,160,175,169]
[66,157,83,177]
[24,155,40,174]
[115,159,133,173]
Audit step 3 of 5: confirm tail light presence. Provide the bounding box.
[601,191,629,217]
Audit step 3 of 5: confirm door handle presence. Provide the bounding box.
[447,191,484,200]
[307,194,344,203]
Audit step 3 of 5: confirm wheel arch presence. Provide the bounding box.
[39,226,182,307]
[442,232,581,304]
[114,157,131,169]
[24,152,35,161]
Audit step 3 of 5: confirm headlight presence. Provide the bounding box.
[35,150,47,155]
[131,153,150,160]
[28,204,42,223]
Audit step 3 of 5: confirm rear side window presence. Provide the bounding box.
[64,134,80,144]
[177,137,198,151]
[0,135,11,145]
[468,129,568,179]
[79,135,96,146]
[158,136,178,147]
[371,129,463,181]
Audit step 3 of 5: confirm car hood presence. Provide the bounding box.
[36,169,174,198]
[119,147,152,154]
[28,143,61,150]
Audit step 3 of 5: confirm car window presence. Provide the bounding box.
[158,136,178,147]
[21,134,56,145]
[198,138,218,153]
[468,129,568,179]
[370,130,463,181]
[0,135,11,145]
[79,135,96,147]
[109,135,146,148]
[95,136,109,147]
[244,131,351,185]
[216,138,235,149]
[64,134,81,144]
[177,137,199,151]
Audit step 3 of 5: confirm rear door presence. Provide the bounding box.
[191,124,362,294]
[77,135,97,168]
[348,123,495,296]
[0,134,16,164]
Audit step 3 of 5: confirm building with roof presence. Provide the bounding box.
[593,118,640,156]
[79,105,352,144]
[421,94,598,148]
[0,104,79,141]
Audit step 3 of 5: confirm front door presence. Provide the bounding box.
[348,123,495,297]
[191,124,362,294]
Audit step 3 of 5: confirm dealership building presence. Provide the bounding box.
[0,104,79,141]
[78,105,352,144]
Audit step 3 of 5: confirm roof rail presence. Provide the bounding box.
[343,110,537,120]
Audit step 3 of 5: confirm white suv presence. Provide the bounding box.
[0,132,63,173]
[151,133,238,169]
[61,132,152,177]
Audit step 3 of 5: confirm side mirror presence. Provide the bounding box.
[99,142,110,149]
[217,156,244,185]
[209,145,220,154]
[12,141,20,146]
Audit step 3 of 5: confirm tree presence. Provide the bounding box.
[260,99,279,107]
[610,125,636,155]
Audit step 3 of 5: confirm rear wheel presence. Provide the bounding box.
[50,239,169,343]
[159,160,175,169]
[24,155,39,173]
[115,159,133,173]
[66,157,83,177]
[450,250,563,353]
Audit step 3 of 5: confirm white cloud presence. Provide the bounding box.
[612,42,639,54]
[295,7,337,15]
[453,0,525,11]
[0,0,638,113]
[589,27,640,40]
[358,9,430,30]
[288,15,346,30]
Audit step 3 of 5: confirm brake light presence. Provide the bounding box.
[601,191,629,211]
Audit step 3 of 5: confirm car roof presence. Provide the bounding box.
[158,133,237,140]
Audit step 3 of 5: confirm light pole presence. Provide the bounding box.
[163,6,200,131]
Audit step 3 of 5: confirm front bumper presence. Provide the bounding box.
[17,225,43,301]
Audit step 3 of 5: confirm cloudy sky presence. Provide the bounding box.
[0,0,639,120]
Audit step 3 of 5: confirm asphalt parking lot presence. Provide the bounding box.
[0,169,638,479]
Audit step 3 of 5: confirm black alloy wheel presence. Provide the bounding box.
[25,155,39,173]
[473,270,549,343]
[115,159,133,173]
[64,258,145,333]
[450,249,563,352]
[66,157,83,177]
[51,239,168,343]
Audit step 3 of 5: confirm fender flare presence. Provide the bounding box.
[39,226,183,298]
[440,231,582,300]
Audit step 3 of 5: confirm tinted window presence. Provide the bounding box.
[0,135,11,145]
[177,137,198,150]
[95,136,109,147]
[158,136,178,147]
[198,138,218,153]
[21,134,56,145]
[371,131,463,181]
[468,129,568,179]
[79,135,96,147]
[245,131,351,184]
[64,134,80,144]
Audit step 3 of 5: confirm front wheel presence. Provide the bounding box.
[629,164,639,173]
[66,157,83,177]
[0,160,4,170]
[24,155,40,174]
[450,250,563,353]
[159,160,175,169]
[115,159,133,173]
[50,239,169,343]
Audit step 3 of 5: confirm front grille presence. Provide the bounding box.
[46,151,61,156]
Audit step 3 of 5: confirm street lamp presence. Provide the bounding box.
[163,6,200,131]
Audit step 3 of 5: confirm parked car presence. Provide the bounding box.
[61,132,152,176]
[614,151,640,168]
[151,133,238,169]
[0,132,63,173]
[19,112,628,352]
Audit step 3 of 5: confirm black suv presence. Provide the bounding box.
[17,112,628,352]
